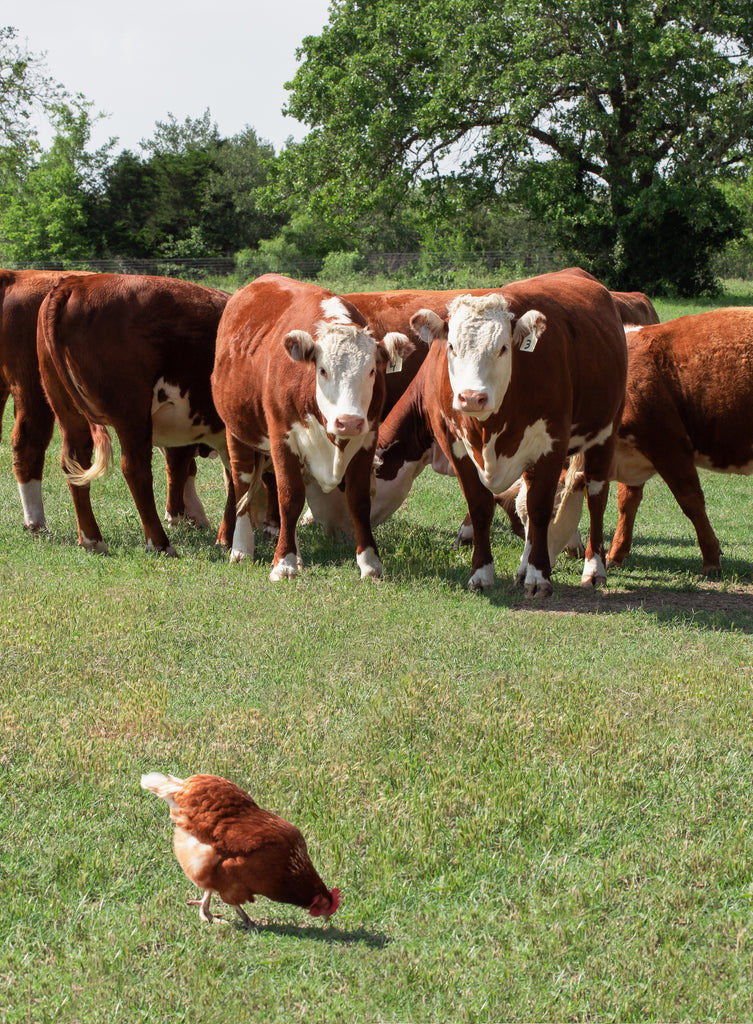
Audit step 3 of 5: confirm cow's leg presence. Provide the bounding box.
[450,454,497,590]
[216,464,237,548]
[119,431,176,555]
[345,446,382,580]
[581,443,615,588]
[262,469,280,537]
[650,459,722,572]
[10,387,55,533]
[607,482,645,567]
[227,440,266,563]
[162,446,212,529]
[269,444,305,581]
[514,457,562,598]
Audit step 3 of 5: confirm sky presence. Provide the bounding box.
[10,0,333,154]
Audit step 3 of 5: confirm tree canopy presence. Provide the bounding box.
[279,0,753,293]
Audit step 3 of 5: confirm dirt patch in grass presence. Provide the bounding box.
[513,578,753,627]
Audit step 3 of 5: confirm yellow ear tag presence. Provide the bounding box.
[387,355,403,373]
[520,335,538,353]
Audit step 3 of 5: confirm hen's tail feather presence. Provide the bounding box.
[141,771,185,800]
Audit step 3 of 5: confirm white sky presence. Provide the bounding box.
[10,0,333,154]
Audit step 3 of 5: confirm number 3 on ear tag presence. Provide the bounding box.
[520,335,538,353]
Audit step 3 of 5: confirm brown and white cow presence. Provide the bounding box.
[37,273,232,554]
[210,273,413,580]
[307,275,655,546]
[607,307,753,572]
[0,269,222,537]
[372,269,628,595]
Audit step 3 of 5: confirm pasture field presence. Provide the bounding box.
[2,287,753,1023]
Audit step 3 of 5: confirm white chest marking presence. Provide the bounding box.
[287,415,374,492]
[456,418,554,494]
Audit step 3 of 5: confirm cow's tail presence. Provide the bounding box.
[39,285,115,486]
[549,452,587,560]
[63,424,114,486]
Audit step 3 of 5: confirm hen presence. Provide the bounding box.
[141,772,341,926]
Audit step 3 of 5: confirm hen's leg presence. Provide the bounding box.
[234,904,254,927]
[187,891,215,922]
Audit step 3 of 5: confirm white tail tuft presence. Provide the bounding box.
[141,771,185,800]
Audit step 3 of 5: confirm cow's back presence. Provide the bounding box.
[622,308,753,470]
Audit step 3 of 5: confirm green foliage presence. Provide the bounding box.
[0,25,67,157]
[0,102,114,262]
[281,0,753,295]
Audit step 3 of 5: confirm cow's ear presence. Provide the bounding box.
[377,331,415,373]
[284,330,317,363]
[409,309,447,344]
[513,310,547,352]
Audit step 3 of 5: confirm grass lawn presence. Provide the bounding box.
[2,285,753,1023]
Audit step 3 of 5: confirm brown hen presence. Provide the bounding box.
[141,772,341,926]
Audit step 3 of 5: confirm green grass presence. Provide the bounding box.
[3,289,753,1023]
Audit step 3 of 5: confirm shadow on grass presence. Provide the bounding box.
[374,520,753,633]
[234,918,389,948]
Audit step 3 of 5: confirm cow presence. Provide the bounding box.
[371,269,628,596]
[607,307,753,573]
[36,273,232,555]
[210,273,413,581]
[306,275,655,547]
[0,269,221,537]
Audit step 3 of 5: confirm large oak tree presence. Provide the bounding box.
[279,0,753,293]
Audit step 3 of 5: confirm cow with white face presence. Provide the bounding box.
[372,269,628,597]
[211,274,413,581]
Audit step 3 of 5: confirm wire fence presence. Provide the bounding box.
[2,248,567,282]
[4,245,751,283]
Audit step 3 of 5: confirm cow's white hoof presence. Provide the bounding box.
[467,564,494,590]
[80,536,108,554]
[270,553,300,581]
[358,547,383,580]
[581,554,607,588]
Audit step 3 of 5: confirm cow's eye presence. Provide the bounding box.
[319,367,328,379]
[370,367,376,377]
[499,344,508,357]
[447,343,454,355]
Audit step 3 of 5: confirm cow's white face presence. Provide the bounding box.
[285,303,412,438]
[285,323,377,437]
[411,296,547,422]
[445,295,517,420]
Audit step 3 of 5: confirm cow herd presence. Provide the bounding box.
[1,265,752,598]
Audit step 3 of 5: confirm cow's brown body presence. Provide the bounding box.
[609,307,753,571]
[37,273,232,554]
[211,274,412,580]
[374,269,628,595]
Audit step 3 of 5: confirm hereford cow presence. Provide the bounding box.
[0,269,221,537]
[607,307,753,572]
[37,273,232,555]
[210,273,413,580]
[0,269,93,532]
[306,274,654,545]
[372,269,628,595]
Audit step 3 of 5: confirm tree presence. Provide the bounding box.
[0,26,66,160]
[0,102,114,262]
[279,0,753,293]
